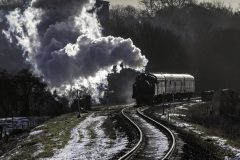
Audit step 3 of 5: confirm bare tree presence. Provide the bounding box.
[140,0,159,16]
[140,0,196,16]
[166,0,194,8]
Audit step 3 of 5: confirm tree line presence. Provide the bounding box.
[0,69,69,118]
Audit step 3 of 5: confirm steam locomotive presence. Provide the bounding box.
[132,73,195,106]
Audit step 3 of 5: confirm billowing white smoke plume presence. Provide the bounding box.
[3,0,148,102]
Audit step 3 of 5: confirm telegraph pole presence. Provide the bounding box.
[162,94,165,115]
[77,90,81,118]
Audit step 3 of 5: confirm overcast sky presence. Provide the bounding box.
[109,0,240,10]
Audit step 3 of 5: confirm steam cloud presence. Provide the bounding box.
[3,0,148,101]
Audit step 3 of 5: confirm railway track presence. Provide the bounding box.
[119,106,176,160]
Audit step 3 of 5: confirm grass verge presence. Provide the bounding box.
[2,112,89,160]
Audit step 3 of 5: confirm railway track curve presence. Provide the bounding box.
[118,107,143,160]
[137,108,176,160]
[118,106,176,160]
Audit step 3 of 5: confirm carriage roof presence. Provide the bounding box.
[151,73,194,81]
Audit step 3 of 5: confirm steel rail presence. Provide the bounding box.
[119,99,199,159]
[137,108,176,160]
[118,107,143,160]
